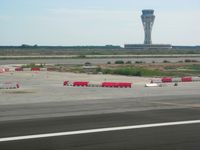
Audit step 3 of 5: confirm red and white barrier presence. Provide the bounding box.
[0,68,5,73]
[151,76,200,83]
[172,78,182,82]
[192,77,200,82]
[16,67,47,71]
[73,81,89,87]
[102,82,132,88]
[4,68,9,72]
[31,68,40,71]
[63,81,69,86]
[23,68,31,71]
[0,68,10,73]
[1,65,47,73]
[15,67,23,71]
[161,77,172,83]
[63,81,132,88]
[150,78,162,83]
[181,77,192,82]
[40,68,47,71]
[0,82,20,89]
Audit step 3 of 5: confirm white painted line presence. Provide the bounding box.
[0,120,200,142]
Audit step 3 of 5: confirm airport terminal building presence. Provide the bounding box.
[124,44,172,49]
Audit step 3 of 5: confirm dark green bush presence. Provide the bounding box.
[185,59,198,63]
[125,61,132,64]
[163,60,170,63]
[115,60,124,64]
[135,61,145,64]
[102,67,173,77]
[22,63,45,68]
[96,67,102,72]
[84,62,92,66]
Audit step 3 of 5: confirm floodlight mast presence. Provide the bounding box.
[141,9,155,45]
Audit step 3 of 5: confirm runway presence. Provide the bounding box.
[0,107,200,150]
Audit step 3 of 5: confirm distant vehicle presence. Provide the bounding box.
[145,83,159,87]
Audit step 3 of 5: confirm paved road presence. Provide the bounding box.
[1,95,200,121]
[1,57,200,65]
[0,107,200,150]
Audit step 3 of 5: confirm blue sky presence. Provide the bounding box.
[0,0,200,46]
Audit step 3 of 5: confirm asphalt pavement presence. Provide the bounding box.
[1,57,200,65]
[0,107,200,150]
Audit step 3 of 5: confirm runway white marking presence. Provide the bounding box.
[0,120,200,142]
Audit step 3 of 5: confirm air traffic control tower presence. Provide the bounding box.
[141,9,155,45]
[124,9,172,49]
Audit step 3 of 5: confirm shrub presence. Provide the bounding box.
[102,67,174,77]
[102,69,112,74]
[78,55,86,58]
[107,61,111,64]
[22,63,45,68]
[163,60,170,63]
[135,61,144,64]
[185,59,198,63]
[84,62,92,66]
[112,68,142,76]
[135,71,142,76]
[125,61,132,64]
[185,59,191,63]
[115,60,124,64]
[96,67,102,72]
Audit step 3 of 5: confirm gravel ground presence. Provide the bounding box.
[0,71,200,105]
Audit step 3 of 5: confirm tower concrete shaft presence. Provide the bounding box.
[141,10,155,45]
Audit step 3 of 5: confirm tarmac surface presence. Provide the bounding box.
[0,71,200,149]
[1,56,200,65]
[0,107,200,150]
